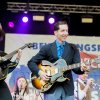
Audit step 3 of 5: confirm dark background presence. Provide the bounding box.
[0,0,100,36]
[1,0,100,5]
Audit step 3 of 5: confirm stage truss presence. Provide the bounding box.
[7,2,100,14]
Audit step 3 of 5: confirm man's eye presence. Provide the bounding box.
[61,30,65,32]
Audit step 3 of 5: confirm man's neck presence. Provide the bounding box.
[56,39,65,45]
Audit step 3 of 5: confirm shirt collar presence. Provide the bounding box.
[56,40,65,47]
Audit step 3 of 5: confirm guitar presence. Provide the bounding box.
[0,43,33,80]
[31,57,100,93]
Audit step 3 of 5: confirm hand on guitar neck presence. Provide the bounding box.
[81,63,90,72]
[0,43,33,63]
[15,49,22,63]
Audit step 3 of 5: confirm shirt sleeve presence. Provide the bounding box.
[74,81,86,100]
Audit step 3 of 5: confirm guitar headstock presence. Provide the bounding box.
[25,43,33,48]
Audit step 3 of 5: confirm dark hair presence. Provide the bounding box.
[54,21,68,31]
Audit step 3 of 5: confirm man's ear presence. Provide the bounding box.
[54,31,57,36]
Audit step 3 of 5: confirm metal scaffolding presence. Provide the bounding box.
[7,2,100,14]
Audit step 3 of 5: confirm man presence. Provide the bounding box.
[0,23,21,100]
[28,21,87,100]
[74,71,94,100]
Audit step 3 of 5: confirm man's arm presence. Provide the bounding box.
[8,49,22,73]
[27,45,50,80]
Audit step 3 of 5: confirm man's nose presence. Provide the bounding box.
[64,31,68,35]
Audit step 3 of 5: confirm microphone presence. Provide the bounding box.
[19,85,22,93]
[18,85,24,100]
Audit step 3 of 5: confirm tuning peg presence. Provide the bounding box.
[26,43,34,48]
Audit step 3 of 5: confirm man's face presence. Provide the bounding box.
[54,24,69,43]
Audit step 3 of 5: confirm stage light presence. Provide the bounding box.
[81,15,93,23]
[22,16,28,23]
[8,21,14,28]
[33,15,45,21]
[82,18,93,23]
[48,17,55,24]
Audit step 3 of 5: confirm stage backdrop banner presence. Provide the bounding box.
[5,34,100,100]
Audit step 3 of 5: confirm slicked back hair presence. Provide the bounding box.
[54,21,68,31]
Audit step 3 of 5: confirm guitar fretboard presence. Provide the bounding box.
[3,45,27,61]
[68,63,81,70]
[61,63,81,72]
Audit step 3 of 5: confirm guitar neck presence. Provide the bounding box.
[68,63,81,70]
[62,58,100,72]
[3,45,27,60]
[61,63,81,72]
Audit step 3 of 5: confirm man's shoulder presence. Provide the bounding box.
[40,43,52,50]
[45,41,55,47]
[68,43,78,51]
[68,43,76,47]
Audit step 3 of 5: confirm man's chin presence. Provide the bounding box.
[62,39,66,41]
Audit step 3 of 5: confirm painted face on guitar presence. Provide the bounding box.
[17,77,28,90]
